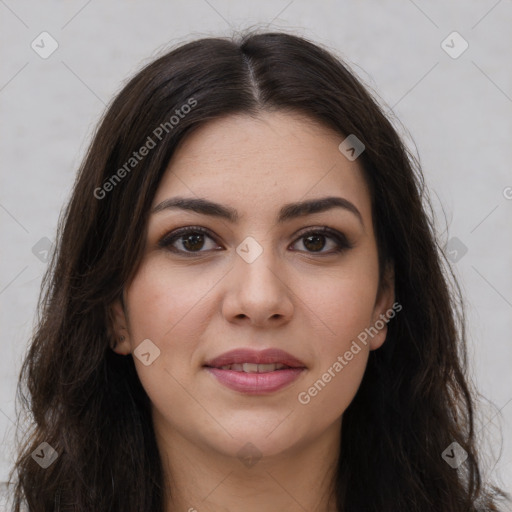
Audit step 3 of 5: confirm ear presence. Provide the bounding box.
[108,297,132,355]
[369,263,395,351]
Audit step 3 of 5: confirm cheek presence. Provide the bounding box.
[126,258,216,334]
[122,260,220,429]
[123,260,218,379]
[293,258,378,413]
[299,258,379,352]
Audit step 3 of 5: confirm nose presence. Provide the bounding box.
[221,242,294,328]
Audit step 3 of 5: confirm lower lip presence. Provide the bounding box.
[205,367,305,394]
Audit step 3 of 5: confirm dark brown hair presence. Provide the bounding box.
[9,30,510,511]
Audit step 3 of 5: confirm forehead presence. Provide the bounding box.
[152,111,371,224]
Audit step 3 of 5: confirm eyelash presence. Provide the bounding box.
[158,225,354,257]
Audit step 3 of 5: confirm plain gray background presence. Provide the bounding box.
[1,0,511,494]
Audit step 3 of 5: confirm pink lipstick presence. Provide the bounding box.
[203,348,306,395]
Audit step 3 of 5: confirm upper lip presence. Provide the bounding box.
[203,348,306,369]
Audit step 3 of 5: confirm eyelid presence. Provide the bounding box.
[158,225,219,251]
[294,226,353,248]
[158,225,353,255]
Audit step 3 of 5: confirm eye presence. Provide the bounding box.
[158,226,353,256]
[158,226,220,256]
[290,227,353,254]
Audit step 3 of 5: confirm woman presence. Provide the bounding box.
[7,30,510,511]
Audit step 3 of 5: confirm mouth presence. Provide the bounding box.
[210,362,295,372]
[203,348,306,394]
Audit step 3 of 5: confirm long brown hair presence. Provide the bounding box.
[9,30,510,511]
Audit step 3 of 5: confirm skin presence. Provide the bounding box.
[111,111,395,512]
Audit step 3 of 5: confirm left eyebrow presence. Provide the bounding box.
[151,195,364,227]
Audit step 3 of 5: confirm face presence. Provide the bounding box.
[111,111,394,460]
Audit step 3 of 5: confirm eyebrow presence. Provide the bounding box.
[151,195,363,226]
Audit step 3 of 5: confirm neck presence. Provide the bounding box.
[155,417,341,512]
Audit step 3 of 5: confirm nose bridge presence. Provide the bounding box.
[235,233,282,291]
[225,233,293,324]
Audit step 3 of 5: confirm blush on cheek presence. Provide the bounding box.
[126,265,204,334]
[312,295,378,349]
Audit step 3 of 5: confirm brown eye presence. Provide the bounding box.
[291,227,353,254]
[159,225,353,257]
[159,227,221,255]
[180,232,207,252]
[302,233,327,252]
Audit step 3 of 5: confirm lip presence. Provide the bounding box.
[203,348,306,369]
[203,348,306,395]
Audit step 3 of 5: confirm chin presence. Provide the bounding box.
[200,419,307,461]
